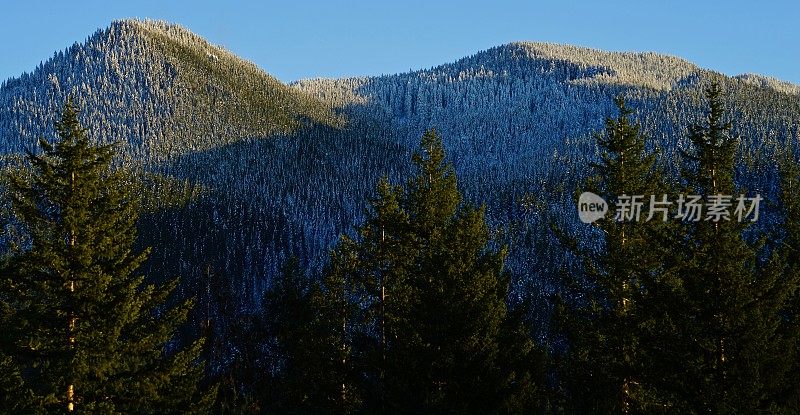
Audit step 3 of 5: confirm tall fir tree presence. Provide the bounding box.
[257,256,355,414]
[0,100,214,413]
[554,97,669,413]
[316,243,365,414]
[0,186,27,411]
[772,144,800,410]
[325,129,544,414]
[649,83,789,412]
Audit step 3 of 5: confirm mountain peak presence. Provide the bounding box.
[111,19,241,66]
[0,19,341,159]
[480,41,701,91]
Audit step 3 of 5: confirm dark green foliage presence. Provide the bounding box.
[0,100,214,413]
[555,97,670,413]
[321,129,544,414]
[247,256,361,414]
[259,256,352,413]
[201,266,261,415]
[646,83,791,412]
[261,257,315,410]
[551,84,800,414]
[771,146,800,410]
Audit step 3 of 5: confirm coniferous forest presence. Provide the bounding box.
[2,19,800,414]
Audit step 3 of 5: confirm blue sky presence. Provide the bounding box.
[1,0,798,84]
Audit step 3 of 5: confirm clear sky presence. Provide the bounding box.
[1,0,798,84]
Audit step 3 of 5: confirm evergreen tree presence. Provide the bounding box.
[261,253,362,415]
[0,179,27,412]
[772,146,800,410]
[202,264,261,415]
[0,100,214,413]
[258,256,351,413]
[326,129,544,414]
[555,97,669,413]
[315,245,364,414]
[650,83,788,412]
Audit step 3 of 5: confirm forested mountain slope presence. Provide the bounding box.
[1,21,799,322]
[0,19,341,161]
[295,41,799,191]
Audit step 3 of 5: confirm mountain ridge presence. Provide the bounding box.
[2,21,800,313]
[291,40,797,96]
